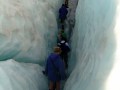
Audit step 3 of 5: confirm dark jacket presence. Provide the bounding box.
[57,40,70,54]
[59,6,68,19]
[45,53,66,82]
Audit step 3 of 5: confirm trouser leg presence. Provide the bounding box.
[56,81,60,90]
[53,82,56,90]
[49,81,55,90]
[64,54,68,69]
[61,53,68,69]
[49,81,60,90]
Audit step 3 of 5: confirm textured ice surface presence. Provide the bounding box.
[64,0,120,90]
[0,59,48,90]
[2,0,120,90]
[0,0,62,63]
[0,0,64,90]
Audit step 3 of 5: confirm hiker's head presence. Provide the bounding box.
[62,4,65,7]
[54,46,62,54]
[64,3,68,8]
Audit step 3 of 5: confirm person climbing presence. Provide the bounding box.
[57,36,70,69]
[60,29,67,40]
[59,4,68,24]
[43,46,66,90]
[65,0,69,8]
[57,29,67,45]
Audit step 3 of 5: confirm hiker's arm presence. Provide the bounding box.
[45,58,49,75]
[65,42,70,52]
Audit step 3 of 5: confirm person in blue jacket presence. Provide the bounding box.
[59,4,68,24]
[44,46,66,90]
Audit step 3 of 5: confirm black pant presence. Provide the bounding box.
[61,53,68,69]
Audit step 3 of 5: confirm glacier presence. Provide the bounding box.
[0,0,63,90]
[65,0,120,90]
[0,0,63,64]
[0,0,120,90]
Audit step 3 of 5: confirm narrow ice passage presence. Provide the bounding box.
[0,0,77,89]
[0,0,64,90]
[1,0,120,90]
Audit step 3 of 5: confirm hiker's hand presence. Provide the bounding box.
[42,70,47,76]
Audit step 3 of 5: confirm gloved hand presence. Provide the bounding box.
[42,70,47,76]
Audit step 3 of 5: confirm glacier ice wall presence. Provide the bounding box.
[0,59,48,90]
[67,0,78,74]
[64,0,119,90]
[0,0,63,64]
[0,0,65,90]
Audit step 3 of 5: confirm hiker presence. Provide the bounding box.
[58,29,67,41]
[60,29,67,40]
[43,47,66,90]
[59,4,68,24]
[65,0,69,8]
[57,30,67,47]
[57,37,70,69]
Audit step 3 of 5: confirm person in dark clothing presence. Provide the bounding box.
[44,47,66,90]
[60,29,67,40]
[57,38,70,69]
[65,0,69,8]
[59,4,68,24]
[57,29,67,43]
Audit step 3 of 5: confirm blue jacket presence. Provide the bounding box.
[45,53,66,82]
[59,6,68,19]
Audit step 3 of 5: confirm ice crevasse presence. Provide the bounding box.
[1,0,120,90]
[0,0,63,63]
[65,0,120,90]
[0,0,63,90]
